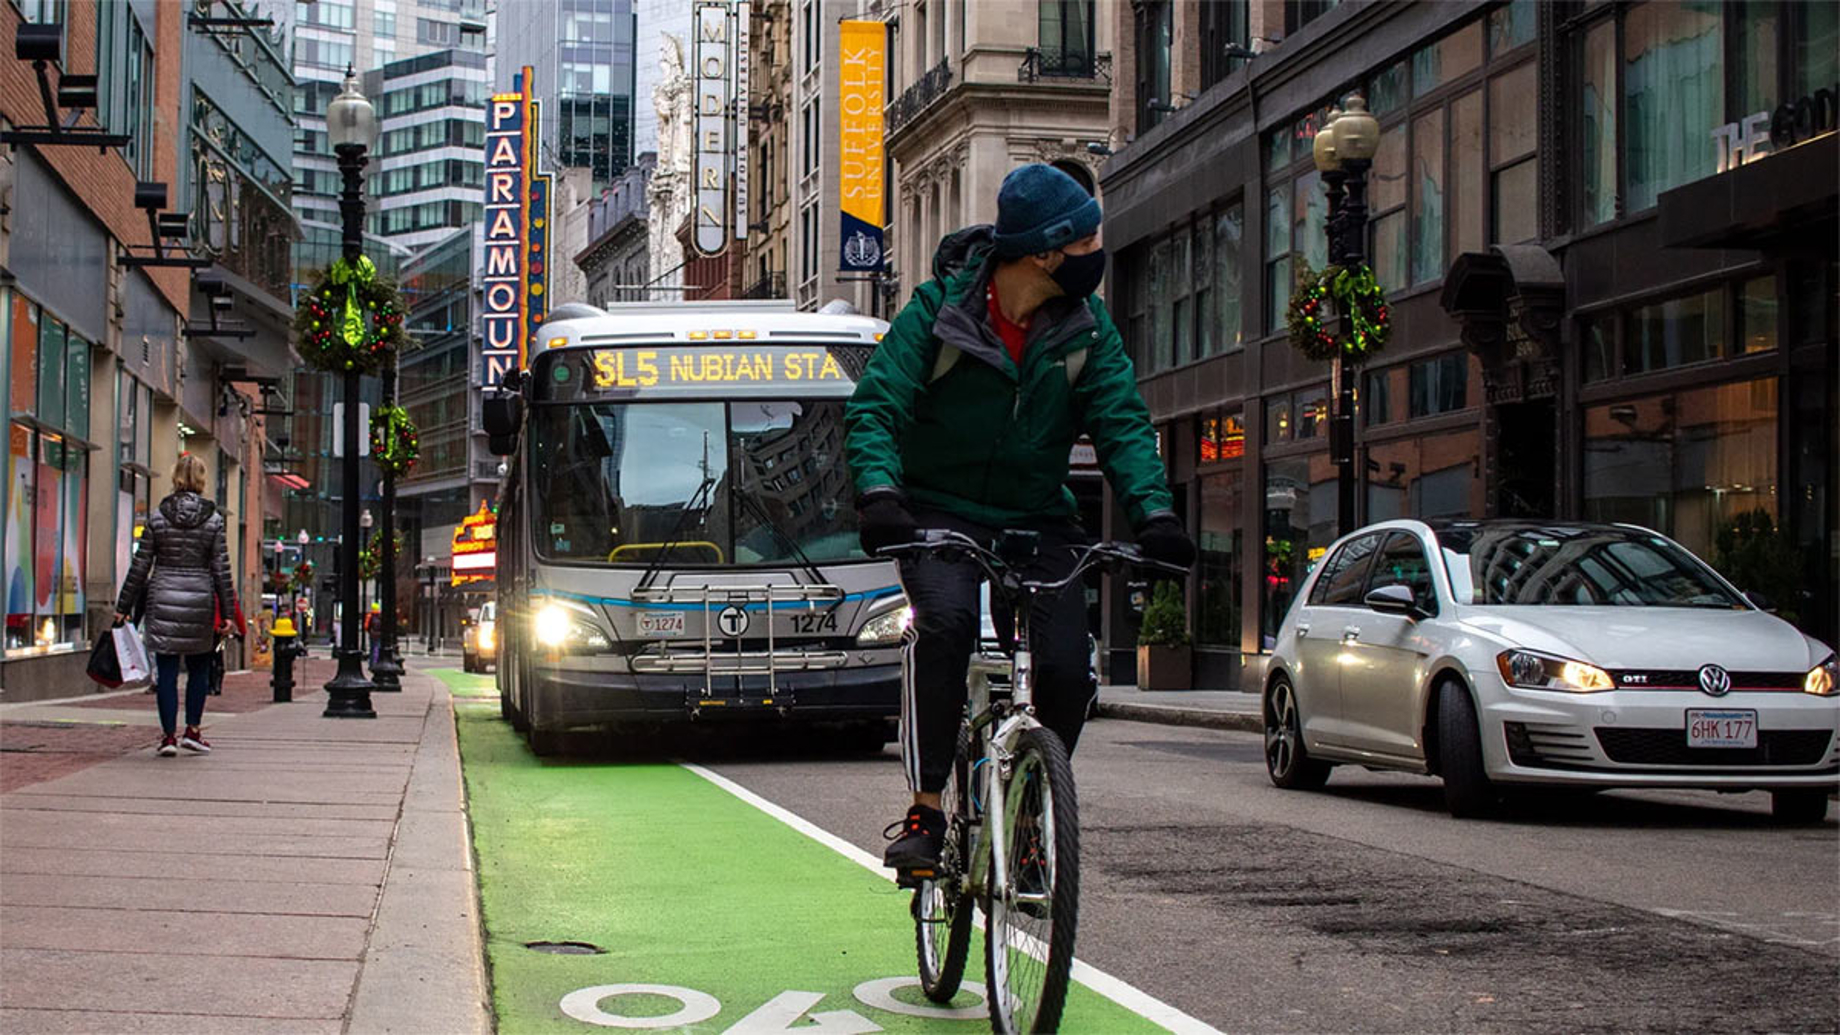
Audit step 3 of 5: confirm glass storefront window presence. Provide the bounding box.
[1265,395,1292,445]
[1622,0,1723,213]
[1583,378,1779,575]
[1294,169,1326,274]
[1213,204,1243,355]
[1410,107,1445,284]
[1452,89,1484,258]
[1199,410,1245,465]
[1411,22,1481,97]
[1262,455,1337,649]
[1294,385,1328,441]
[1581,18,1618,226]
[1367,59,1408,117]
[1582,317,1614,382]
[1487,0,1535,56]
[1364,429,1482,523]
[1732,1,1779,120]
[1625,287,1725,374]
[1737,276,1777,355]
[1408,353,1470,417]
[1197,469,1243,648]
[1794,2,1838,98]
[1364,367,1395,426]
[1264,183,1291,333]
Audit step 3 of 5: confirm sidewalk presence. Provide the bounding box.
[0,661,488,1033]
[1095,685,1262,732]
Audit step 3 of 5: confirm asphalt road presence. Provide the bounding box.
[686,716,1840,1034]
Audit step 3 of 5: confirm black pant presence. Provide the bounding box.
[898,508,1096,793]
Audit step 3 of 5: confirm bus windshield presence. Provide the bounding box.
[529,399,862,567]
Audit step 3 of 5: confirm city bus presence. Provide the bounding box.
[486,301,904,755]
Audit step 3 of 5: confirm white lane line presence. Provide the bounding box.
[680,762,1226,1035]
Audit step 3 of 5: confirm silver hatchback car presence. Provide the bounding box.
[1263,520,1838,821]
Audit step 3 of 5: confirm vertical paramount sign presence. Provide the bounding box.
[692,2,735,257]
[482,67,552,388]
[838,21,886,273]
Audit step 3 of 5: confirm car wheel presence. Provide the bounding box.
[1264,675,1330,790]
[1769,788,1832,825]
[1437,680,1497,818]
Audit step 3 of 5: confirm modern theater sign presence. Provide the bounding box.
[692,1,747,257]
[482,67,553,388]
[1711,85,1838,174]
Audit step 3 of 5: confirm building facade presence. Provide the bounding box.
[1099,0,1837,688]
[576,152,655,306]
[496,0,638,187]
[0,1,289,698]
[882,0,1116,312]
[742,0,792,301]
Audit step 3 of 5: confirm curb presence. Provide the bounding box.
[1095,700,1262,733]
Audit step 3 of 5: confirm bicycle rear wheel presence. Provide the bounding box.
[985,726,1078,1034]
[915,724,975,1002]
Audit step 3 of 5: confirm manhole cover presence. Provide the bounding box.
[525,940,606,955]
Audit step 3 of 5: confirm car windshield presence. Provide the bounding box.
[1435,524,1745,608]
[528,400,862,567]
[480,602,495,622]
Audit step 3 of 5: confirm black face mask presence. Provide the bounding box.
[1050,247,1107,299]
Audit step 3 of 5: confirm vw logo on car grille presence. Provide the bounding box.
[1697,664,1732,697]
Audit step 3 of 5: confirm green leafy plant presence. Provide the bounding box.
[1137,580,1191,648]
[1713,509,1803,624]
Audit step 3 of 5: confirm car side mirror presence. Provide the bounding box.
[1364,584,1421,618]
[1744,590,1775,612]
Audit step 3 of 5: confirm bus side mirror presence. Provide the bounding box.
[482,392,523,438]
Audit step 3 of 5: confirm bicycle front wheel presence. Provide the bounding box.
[915,724,975,1002]
[985,726,1078,1034]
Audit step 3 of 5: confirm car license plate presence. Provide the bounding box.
[1686,709,1757,749]
[638,612,684,638]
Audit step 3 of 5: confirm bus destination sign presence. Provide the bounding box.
[539,345,869,400]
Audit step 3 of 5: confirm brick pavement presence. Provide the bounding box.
[0,664,489,1033]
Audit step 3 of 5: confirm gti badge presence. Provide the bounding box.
[1697,664,1732,697]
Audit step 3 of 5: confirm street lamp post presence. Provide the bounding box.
[370,349,405,692]
[323,68,378,720]
[1312,94,1380,538]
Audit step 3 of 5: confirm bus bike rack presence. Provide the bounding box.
[626,582,849,702]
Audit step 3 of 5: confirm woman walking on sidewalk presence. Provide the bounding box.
[115,454,245,757]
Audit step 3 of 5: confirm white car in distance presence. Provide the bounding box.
[1263,520,1837,822]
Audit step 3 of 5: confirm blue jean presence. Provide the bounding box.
[155,652,214,736]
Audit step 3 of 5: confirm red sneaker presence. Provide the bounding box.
[179,727,212,753]
[157,735,177,757]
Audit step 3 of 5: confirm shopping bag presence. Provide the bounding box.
[113,623,151,686]
[86,630,123,688]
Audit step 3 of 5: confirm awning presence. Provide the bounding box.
[1658,133,1838,252]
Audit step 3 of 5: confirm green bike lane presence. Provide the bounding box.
[446,671,1206,1033]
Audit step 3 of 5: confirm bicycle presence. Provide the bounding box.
[879,529,1188,1034]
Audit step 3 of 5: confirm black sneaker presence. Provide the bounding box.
[882,805,946,872]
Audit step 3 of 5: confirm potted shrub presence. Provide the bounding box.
[1135,581,1192,691]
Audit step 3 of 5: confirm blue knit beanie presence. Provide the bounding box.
[991,164,1102,259]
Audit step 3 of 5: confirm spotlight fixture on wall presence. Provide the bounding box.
[0,25,130,152]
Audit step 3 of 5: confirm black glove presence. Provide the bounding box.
[857,490,917,557]
[1136,513,1195,569]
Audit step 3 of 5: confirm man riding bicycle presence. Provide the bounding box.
[845,164,1193,872]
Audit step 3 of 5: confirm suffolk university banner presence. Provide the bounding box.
[481,66,552,388]
[838,20,885,272]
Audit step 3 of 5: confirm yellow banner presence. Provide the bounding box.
[838,20,886,271]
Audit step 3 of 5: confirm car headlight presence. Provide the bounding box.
[1807,654,1838,696]
[533,603,610,652]
[856,604,913,647]
[478,622,495,651]
[1495,649,1613,693]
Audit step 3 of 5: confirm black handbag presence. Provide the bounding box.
[86,629,124,688]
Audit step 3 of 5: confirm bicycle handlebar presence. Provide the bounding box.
[877,529,1189,595]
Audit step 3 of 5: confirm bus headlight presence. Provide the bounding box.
[477,622,495,652]
[856,605,912,647]
[533,603,610,652]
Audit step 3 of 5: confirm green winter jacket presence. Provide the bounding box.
[845,227,1175,530]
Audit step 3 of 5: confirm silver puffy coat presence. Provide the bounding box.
[116,492,238,656]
